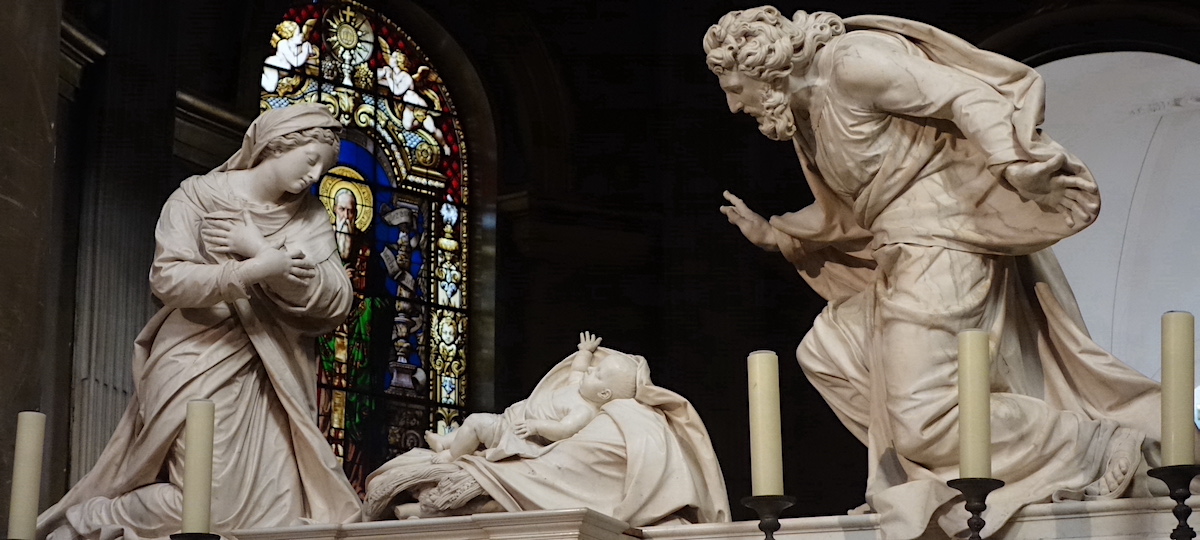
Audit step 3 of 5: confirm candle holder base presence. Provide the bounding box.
[947,477,1004,540]
[1149,464,1200,540]
[742,495,796,540]
[170,534,221,540]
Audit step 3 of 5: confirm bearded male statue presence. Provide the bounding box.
[705,7,1182,539]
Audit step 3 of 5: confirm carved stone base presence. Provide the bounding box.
[230,508,637,540]
[641,498,1197,540]
[229,499,1196,540]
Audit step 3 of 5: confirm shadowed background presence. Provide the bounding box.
[2,0,1198,524]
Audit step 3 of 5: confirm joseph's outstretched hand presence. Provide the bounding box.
[720,191,779,251]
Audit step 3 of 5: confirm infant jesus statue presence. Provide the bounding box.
[426,331,639,463]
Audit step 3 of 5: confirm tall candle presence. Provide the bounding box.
[7,411,45,540]
[747,350,784,496]
[181,400,215,534]
[1162,311,1195,466]
[958,329,992,478]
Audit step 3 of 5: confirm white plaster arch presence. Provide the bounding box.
[1038,51,1200,382]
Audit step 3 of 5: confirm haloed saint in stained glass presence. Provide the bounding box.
[261,0,469,494]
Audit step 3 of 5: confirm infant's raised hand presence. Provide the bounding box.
[514,420,537,439]
[577,331,602,353]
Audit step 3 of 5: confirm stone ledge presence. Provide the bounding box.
[638,512,879,539]
[639,497,1191,539]
[230,498,1195,540]
[230,508,637,540]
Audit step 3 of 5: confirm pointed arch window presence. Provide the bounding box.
[261,0,468,493]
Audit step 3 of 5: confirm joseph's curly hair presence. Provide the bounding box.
[703,7,844,80]
[258,126,342,164]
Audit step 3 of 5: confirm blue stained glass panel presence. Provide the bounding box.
[440,376,457,405]
[263,0,469,496]
[337,139,393,188]
[373,196,425,299]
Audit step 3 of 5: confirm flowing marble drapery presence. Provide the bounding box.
[39,105,363,540]
[747,15,1174,540]
[364,348,730,528]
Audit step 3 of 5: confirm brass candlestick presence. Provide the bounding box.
[742,495,796,540]
[947,477,1004,540]
[1149,464,1200,540]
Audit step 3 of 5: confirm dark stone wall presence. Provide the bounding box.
[406,1,881,518]
[0,0,66,518]
[399,0,1200,520]
[9,0,1200,526]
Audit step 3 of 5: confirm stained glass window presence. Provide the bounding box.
[260,0,468,494]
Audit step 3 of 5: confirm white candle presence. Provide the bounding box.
[958,329,992,478]
[181,400,215,534]
[7,411,45,540]
[1162,311,1195,466]
[747,350,784,496]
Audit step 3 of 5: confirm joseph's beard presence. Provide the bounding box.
[755,86,796,141]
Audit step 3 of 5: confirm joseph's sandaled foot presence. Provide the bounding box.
[1083,427,1144,500]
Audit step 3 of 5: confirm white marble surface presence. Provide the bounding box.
[231,498,1194,540]
[706,8,1166,539]
[39,104,362,539]
[231,508,637,540]
[1040,51,1200,382]
[363,345,729,527]
[643,498,1189,539]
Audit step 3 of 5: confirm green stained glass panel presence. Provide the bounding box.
[262,0,470,495]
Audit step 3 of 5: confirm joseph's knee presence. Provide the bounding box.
[891,424,934,462]
[796,331,840,377]
[887,405,959,466]
[797,305,868,379]
[795,337,822,375]
[797,329,869,393]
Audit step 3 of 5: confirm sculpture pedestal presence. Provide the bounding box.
[230,508,638,540]
[229,498,1195,540]
[641,498,1194,540]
